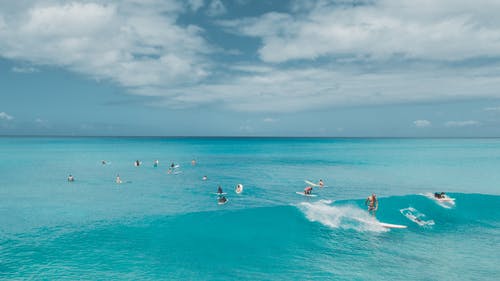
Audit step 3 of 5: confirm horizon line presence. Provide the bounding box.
[1,135,500,139]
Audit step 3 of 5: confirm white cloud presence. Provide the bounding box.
[0,112,14,121]
[2,1,500,114]
[484,106,500,112]
[262,117,278,123]
[413,120,431,128]
[444,120,480,127]
[11,66,39,73]
[187,0,204,11]
[221,0,500,63]
[207,0,226,17]
[0,1,211,90]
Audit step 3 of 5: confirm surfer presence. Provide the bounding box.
[318,179,324,188]
[101,160,107,165]
[67,174,74,182]
[170,162,175,169]
[217,186,223,194]
[135,160,140,167]
[304,186,313,195]
[154,160,159,168]
[434,192,446,199]
[116,174,122,184]
[202,175,208,181]
[218,196,227,204]
[365,193,378,216]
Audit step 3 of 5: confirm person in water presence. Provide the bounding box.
[434,192,446,199]
[116,174,122,184]
[304,186,313,195]
[365,193,378,216]
[202,175,208,181]
[135,160,141,167]
[101,160,107,165]
[217,186,223,194]
[67,174,74,182]
[191,159,196,166]
[153,160,159,168]
[170,163,175,168]
[318,179,324,188]
[218,196,227,204]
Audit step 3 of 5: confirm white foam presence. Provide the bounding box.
[400,207,435,226]
[421,193,455,209]
[298,201,387,232]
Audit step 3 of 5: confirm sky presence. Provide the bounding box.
[1,0,500,137]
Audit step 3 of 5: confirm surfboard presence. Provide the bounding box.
[379,222,407,229]
[423,193,456,207]
[235,184,243,194]
[296,191,317,197]
[304,180,320,187]
[218,198,229,205]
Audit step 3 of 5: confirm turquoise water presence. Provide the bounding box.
[0,137,499,280]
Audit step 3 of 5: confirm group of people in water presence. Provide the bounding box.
[68,160,448,211]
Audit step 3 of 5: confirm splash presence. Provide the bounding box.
[400,207,435,227]
[421,193,455,209]
[298,200,387,232]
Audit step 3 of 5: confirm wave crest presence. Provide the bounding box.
[298,200,387,232]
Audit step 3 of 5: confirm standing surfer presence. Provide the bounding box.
[365,193,378,216]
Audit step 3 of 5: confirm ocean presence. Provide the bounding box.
[0,137,499,280]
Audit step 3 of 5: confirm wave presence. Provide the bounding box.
[298,200,387,232]
[296,192,500,231]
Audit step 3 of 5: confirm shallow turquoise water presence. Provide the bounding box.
[0,138,499,280]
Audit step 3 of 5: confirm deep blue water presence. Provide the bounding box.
[0,138,499,280]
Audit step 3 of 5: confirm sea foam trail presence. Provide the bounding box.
[298,200,387,232]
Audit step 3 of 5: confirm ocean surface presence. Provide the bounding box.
[0,137,499,280]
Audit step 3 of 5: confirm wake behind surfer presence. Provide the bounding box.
[365,193,378,216]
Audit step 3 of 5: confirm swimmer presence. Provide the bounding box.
[434,192,446,199]
[318,179,324,188]
[191,159,196,166]
[365,193,378,216]
[153,160,159,168]
[134,160,141,167]
[202,175,208,181]
[218,196,227,204]
[116,174,122,184]
[67,174,74,182]
[101,160,107,165]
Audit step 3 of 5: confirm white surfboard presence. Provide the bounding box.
[235,184,243,194]
[304,180,320,187]
[295,191,317,197]
[379,222,407,229]
[423,193,456,207]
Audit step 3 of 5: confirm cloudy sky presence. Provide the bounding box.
[1,0,500,136]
